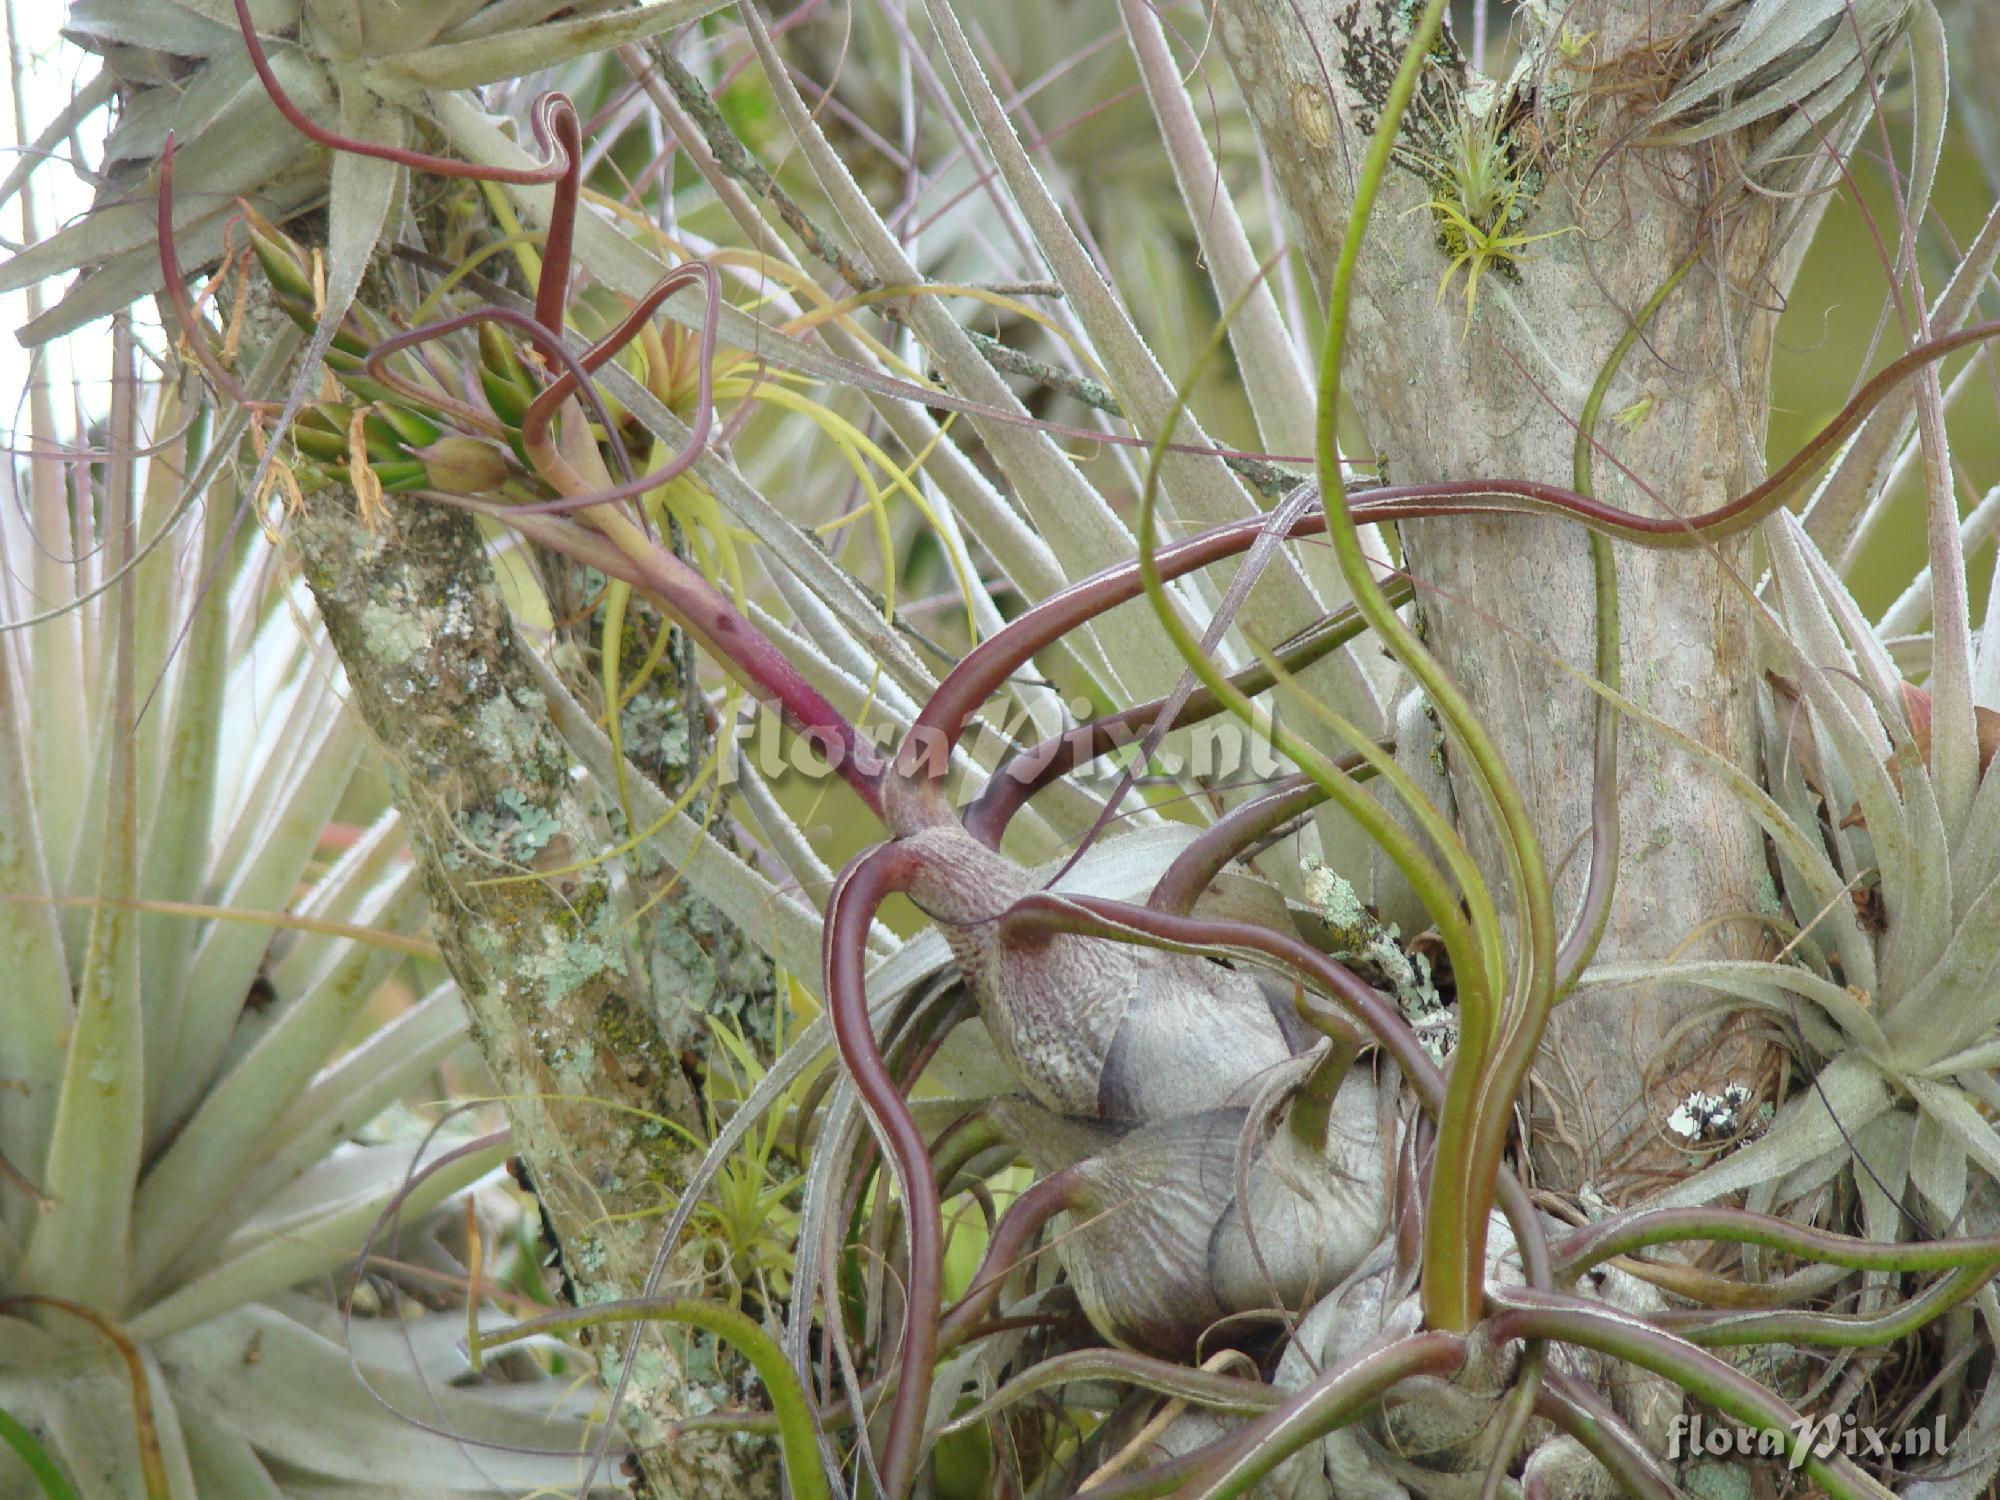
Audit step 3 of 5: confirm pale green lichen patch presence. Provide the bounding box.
[619,693,692,789]
[1304,859,1371,940]
[1684,1461,1753,1500]
[610,1346,678,1445]
[545,1036,597,1086]
[525,907,627,1009]
[359,601,428,668]
[473,685,548,766]
[675,1331,733,1418]
[498,787,561,856]
[570,1230,610,1279]
[1302,864,1437,1013]
[463,786,562,864]
[643,885,774,1049]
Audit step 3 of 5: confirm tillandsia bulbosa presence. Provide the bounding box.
[119,0,2000,1496]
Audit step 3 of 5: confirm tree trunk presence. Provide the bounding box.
[1213,0,1787,1193]
[293,487,779,1499]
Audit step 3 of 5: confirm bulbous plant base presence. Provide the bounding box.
[1271,1220,1678,1499]
[901,822,1312,1125]
[963,1023,1673,1497]
[990,1074,1391,1359]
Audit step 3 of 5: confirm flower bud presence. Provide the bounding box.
[478,321,532,389]
[373,403,443,450]
[246,219,314,302]
[370,458,430,493]
[289,423,347,463]
[481,367,532,429]
[416,436,512,493]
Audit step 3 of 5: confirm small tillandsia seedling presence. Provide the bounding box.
[1402,87,1575,327]
[1557,22,1597,65]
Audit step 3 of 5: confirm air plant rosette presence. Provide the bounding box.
[0,323,616,1493]
[77,0,2000,1496]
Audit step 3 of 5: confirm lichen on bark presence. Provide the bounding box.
[533,559,776,1057]
[291,486,779,1498]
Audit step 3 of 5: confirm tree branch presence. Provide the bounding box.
[292,487,780,1499]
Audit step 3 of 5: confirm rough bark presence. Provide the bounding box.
[292,487,779,1499]
[1214,0,1784,1191]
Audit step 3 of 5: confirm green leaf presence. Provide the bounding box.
[0,48,332,298]
[62,0,240,58]
[364,0,732,89]
[1904,0,1950,254]
[130,862,423,1292]
[162,702,364,1132]
[16,156,328,346]
[150,1305,602,1490]
[15,444,146,1307]
[743,10,1193,710]
[1649,0,1911,164]
[223,66,409,571]
[130,1139,503,1340]
[927,0,1384,882]
[1579,958,1888,1061]
[0,1360,158,1500]
[1910,1106,1968,1226]
[0,1402,80,1500]
[0,606,71,1256]
[301,0,364,61]
[1907,1075,2000,1186]
[1961,724,2000,903]
[261,811,412,1002]
[103,52,264,167]
[160,0,301,32]
[1884,869,2000,1074]
[1803,200,2000,564]
[359,0,486,53]
[1899,1358,2000,1499]
[322,73,406,332]
[230,985,466,1215]
[1118,0,1318,464]
[926,0,1345,707]
[174,1410,283,1500]
[136,477,236,1126]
